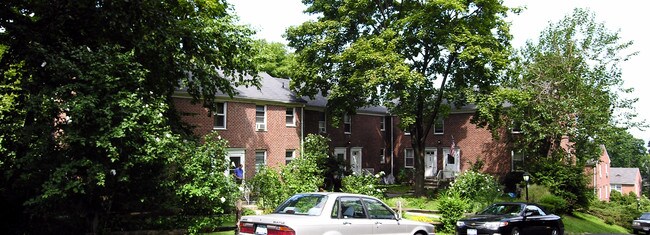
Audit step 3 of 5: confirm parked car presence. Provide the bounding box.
[632,212,650,234]
[455,202,563,235]
[237,192,435,235]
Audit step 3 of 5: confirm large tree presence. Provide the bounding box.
[473,8,640,209]
[286,0,513,195]
[0,0,257,233]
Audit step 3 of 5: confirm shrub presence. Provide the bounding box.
[341,171,385,198]
[397,168,414,184]
[249,166,285,211]
[248,134,331,211]
[521,184,551,203]
[447,170,501,212]
[538,194,568,214]
[532,160,591,211]
[438,192,469,233]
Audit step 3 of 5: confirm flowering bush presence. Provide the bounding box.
[341,171,385,198]
[447,170,501,212]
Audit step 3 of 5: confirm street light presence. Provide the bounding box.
[523,172,531,202]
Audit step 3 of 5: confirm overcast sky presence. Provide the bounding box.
[230,0,650,146]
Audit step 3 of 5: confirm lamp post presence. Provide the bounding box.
[523,172,530,202]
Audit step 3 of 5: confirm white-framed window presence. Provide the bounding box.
[285,149,295,165]
[379,148,386,164]
[255,105,266,131]
[380,116,385,131]
[255,150,266,173]
[434,117,444,134]
[213,102,227,129]
[344,114,352,134]
[318,112,327,133]
[286,107,296,126]
[404,148,414,168]
[612,184,622,193]
[511,150,525,172]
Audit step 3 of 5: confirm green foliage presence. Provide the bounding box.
[249,166,285,211]
[538,194,569,215]
[281,134,329,195]
[286,0,514,195]
[521,184,552,203]
[563,212,631,234]
[473,8,640,209]
[397,168,414,184]
[590,199,639,231]
[172,133,239,226]
[341,172,385,199]
[252,40,295,78]
[0,0,258,233]
[532,160,591,212]
[438,192,469,233]
[447,170,501,212]
[249,135,331,210]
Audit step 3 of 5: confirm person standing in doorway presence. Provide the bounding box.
[234,164,244,184]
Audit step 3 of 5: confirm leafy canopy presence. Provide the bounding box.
[0,0,257,233]
[286,0,514,195]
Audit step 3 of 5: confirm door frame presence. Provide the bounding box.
[424,148,437,178]
[350,147,363,174]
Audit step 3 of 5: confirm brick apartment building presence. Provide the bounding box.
[173,73,525,181]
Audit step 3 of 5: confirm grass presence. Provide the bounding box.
[562,211,630,234]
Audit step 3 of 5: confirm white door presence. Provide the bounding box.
[424,148,437,178]
[442,147,460,179]
[350,147,362,174]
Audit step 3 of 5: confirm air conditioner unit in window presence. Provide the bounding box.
[256,123,266,131]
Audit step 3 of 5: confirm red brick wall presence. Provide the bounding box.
[304,110,391,173]
[173,97,302,179]
[392,112,513,177]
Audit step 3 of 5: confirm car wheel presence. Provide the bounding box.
[510,227,520,235]
[550,227,559,235]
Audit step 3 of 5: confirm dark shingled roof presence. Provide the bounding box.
[215,72,306,104]
[610,168,640,185]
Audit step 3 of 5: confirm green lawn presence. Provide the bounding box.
[562,212,630,234]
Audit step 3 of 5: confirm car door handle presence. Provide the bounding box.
[343,222,352,225]
[375,222,382,225]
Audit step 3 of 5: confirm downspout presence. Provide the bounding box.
[301,105,305,155]
[390,115,394,177]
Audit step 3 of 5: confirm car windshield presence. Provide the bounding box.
[641,213,650,220]
[273,194,328,216]
[478,204,523,216]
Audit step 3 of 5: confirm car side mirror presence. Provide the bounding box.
[395,211,402,220]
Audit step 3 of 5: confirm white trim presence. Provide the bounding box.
[255,150,267,173]
[213,102,227,130]
[255,105,267,131]
[404,148,414,168]
[351,147,363,174]
[286,107,296,127]
[424,148,437,178]
[433,117,444,135]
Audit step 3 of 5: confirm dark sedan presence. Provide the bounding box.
[455,202,563,235]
